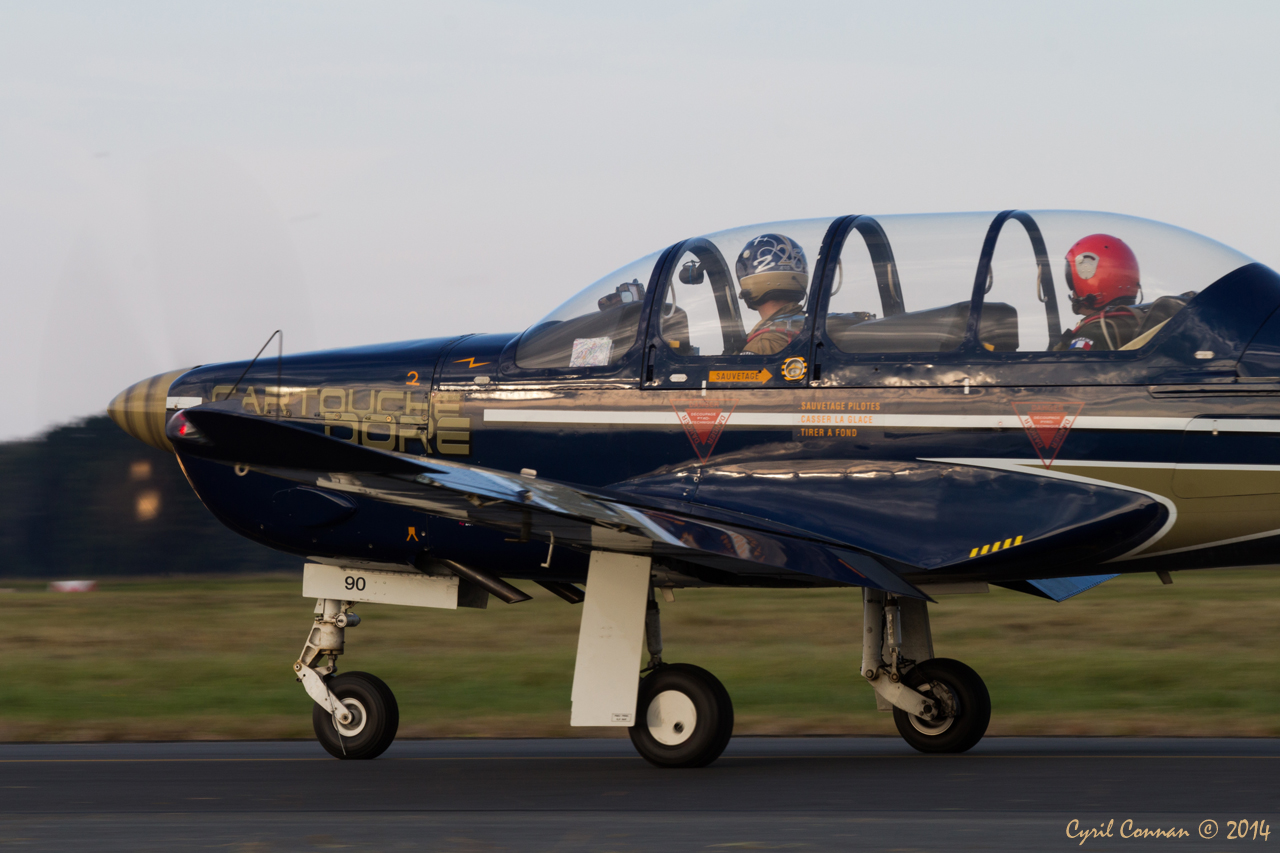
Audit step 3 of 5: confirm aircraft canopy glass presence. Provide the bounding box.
[515,250,662,369]
[515,210,1255,368]
[658,218,834,358]
[824,209,1253,355]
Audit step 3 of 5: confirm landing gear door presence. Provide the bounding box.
[643,220,833,393]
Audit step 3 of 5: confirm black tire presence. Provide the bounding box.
[629,664,734,768]
[892,657,990,754]
[312,671,400,760]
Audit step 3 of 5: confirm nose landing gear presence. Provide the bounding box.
[296,597,400,760]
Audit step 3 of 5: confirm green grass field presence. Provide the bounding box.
[4,568,1279,741]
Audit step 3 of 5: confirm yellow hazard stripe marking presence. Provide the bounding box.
[970,534,1024,560]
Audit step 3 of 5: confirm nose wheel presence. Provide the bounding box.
[629,664,734,768]
[312,671,400,760]
[294,597,400,760]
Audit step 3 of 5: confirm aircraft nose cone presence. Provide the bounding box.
[108,368,193,453]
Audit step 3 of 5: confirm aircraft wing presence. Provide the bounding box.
[658,454,1168,589]
[169,408,929,600]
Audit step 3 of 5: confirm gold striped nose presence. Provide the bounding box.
[108,368,193,453]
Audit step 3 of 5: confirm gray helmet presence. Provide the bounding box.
[736,233,808,310]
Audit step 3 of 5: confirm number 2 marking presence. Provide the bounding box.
[344,576,366,592]
[406,371,420,386]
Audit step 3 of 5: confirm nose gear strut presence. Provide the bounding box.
[294,597,361,729]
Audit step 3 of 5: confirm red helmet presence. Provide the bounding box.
[1064,233,1140,314]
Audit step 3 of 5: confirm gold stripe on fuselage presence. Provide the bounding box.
[1019,461,1280,560]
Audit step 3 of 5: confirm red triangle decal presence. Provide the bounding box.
[1012,401,1083,468]
[683,408,722,442]
[673,400,737,463]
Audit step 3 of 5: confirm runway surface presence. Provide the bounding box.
[1,737,1276,851]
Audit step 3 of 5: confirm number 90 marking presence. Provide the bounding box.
[344,576,366,592]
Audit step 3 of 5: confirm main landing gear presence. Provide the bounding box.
[629,589,735,768]
[862,589,990,753]
[295,598,399,759]
[292,572,984,764]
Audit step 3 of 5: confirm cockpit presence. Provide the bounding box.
[512,210,1254,373]
[514,253,661,370]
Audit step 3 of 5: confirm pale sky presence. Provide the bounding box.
[3,1,1279,440]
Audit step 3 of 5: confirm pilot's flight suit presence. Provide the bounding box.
[1055,305,1142,351]
[743,302,806,356]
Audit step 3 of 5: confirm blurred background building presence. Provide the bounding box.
[0,416,293,577]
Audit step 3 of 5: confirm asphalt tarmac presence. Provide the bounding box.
[0,737,1276,851]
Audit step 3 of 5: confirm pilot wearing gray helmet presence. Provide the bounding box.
[736,234,808,355]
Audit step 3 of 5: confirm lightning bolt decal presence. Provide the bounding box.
[453,357,492,368]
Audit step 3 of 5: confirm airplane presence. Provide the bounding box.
[109,208,1280,767]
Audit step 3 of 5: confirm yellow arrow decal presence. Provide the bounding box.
[709,368,773,384]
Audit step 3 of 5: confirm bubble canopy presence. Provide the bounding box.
[513,211,1254,369]
[514,250,663,369]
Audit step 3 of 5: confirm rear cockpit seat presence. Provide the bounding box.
[827,302,1019,353]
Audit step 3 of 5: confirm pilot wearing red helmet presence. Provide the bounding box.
[1056,234,1142,351]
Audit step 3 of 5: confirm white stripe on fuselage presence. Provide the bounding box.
[483,410,1280,433]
